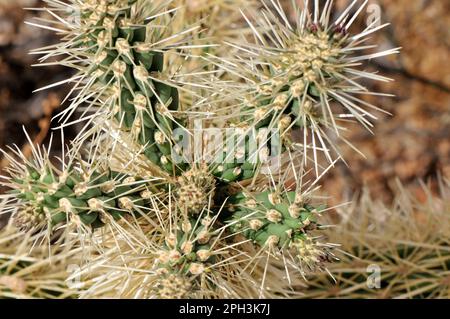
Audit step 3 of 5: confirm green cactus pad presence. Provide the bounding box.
[227,190,322,249]
[11,165,153,230]
[156,215,217,276]
[78,0,188,174]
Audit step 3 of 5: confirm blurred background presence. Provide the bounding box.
[0,0,448,205]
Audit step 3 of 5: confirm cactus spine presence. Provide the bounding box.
[0,0,400,299]
[300,181,450,299]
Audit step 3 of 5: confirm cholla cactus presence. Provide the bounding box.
[167,0,258,49]
[174,163,216,214]
[76,191,313,298]
[0,0,399,299]
[0,221,81,298]
[227,188,337,275]
[1,139,160,233]
[31,0,212,174]
[300,179,450,299]
[214,0,399,171]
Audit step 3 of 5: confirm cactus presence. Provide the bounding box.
[215,0,399,170]
[0,222,80,298]
[75,196,311,298]
[1,142,159,231]
[32,0,206,174]
[227,189,336,274]
[299,179,450,299]
[0,0,399,299]
[174,164,216,214]
[167,0,258,52]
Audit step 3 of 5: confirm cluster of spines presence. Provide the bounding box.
[228,189,332,271]
[9,164,152,230]
[0,223,80,299]
[153,273,192,299]
[244,24,348,134]
[70,0,187,174]
[299,181,450,299]
[0,0,401,299]
[220,0,399,167]
[175,164,216,214]
[156,214,217,278]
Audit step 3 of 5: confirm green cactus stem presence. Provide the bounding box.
[9,165,154,230]
[227,189,333,271]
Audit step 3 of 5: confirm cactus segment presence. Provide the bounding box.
[228,190,320,248]
[244,26,349,132]
[10,165,152,230]
[154,214,217,290]
[66,0,188,174]
[174,164,216,215]
[227,189,333,271]
[209,125,283,183]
